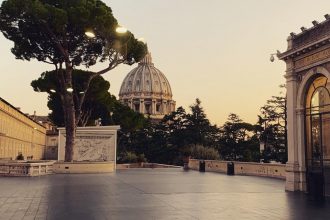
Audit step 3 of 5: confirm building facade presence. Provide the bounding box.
[0,97,46,160]
[119,53,176,120]
[279,15,330,196]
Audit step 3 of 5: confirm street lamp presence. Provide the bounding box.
[85,30,95,38]
[50,89,56,93]
[116,26,127,34]
[270,50,281,62]
[270,54,276,62]
[66,87,73,93]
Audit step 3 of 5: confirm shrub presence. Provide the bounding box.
[118,151,138,163]
[16,153,24,160]
[188,144,220,160]
[137,153,147,163]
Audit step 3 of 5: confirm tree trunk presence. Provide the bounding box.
[61,65,75,162]
[64,92,76,162]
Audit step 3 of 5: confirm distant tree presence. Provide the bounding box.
[148,99,220,164]
[31,70,116,127]
[186,98,220,147]
[160,106,189,149]
[111,102,150,158]
[219,113,259,161]
[149,106,190,164]
[0,0,147,161]
[258,85,287,163]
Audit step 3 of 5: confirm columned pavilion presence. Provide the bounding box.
[279,15,330,196]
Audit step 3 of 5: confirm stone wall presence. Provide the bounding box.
[53,161,115,173]
[0,98,46,160]
[188,159,286,179]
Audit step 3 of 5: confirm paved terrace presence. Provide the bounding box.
[0,168,329,220]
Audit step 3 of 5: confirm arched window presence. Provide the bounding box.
[305,75,330,175]
[305,76,330,114]
[146,80,150,91]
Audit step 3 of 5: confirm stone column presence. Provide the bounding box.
[162,101,167,114]
[152,99,156,115]
[140,99,145,114]
[285,68,303,191]
[296,107,307,191]
[129,99,133,109]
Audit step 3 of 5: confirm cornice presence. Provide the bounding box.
[278,36,330,60]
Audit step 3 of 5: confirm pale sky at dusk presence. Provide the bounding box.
[1,0,330,125]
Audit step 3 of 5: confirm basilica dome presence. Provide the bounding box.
[119,52,176,119]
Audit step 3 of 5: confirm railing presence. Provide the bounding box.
[188,159,286,179]
[0,161,55,176]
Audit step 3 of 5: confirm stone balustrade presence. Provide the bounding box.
[188,159,286,179]
[0,160,55,176]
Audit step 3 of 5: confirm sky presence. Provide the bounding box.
[1,0,330,125]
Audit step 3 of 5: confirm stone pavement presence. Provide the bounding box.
[0,168,329,220]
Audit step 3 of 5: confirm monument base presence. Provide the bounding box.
[53,161,115,174]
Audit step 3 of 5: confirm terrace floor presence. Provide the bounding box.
[0,168,329,220]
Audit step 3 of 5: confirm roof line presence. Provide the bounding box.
[0,96,46,129]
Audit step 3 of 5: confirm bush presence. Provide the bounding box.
[16,153,24,160]
[187,144,220,160]
[118,151,138,163]
[137,153,147,163]
[118,152,147,163]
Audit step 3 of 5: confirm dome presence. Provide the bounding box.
[119,53,176,119]
[119,53,173,98]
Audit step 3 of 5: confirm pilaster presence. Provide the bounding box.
[152,99,156,115]
[140,99,144,114]
[285,69,305,191]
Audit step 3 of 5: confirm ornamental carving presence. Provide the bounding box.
[295,47,330,69]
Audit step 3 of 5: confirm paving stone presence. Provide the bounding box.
[0,168,330,219]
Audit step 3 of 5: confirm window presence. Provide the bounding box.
[135,104,140,112]
[146,80,150,91]
[145,104,151,114]
[305,75,330,172]
[136,80,140,91]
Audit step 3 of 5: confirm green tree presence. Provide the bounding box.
[258,86,287,163]
[148,99,220,165]
[0,0,147,161]
[186,98,220,147]
[150,106,189,164]
[110,101,150,159]
[31,70,116,127]
[219,113,259,161]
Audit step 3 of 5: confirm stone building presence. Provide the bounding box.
[34,116,58,160]
[119,53,176,120]
[278,15,330,197]
[0,97,46,160]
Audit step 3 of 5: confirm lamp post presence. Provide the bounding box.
[109,111,113,125]
[270,50,281,62]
